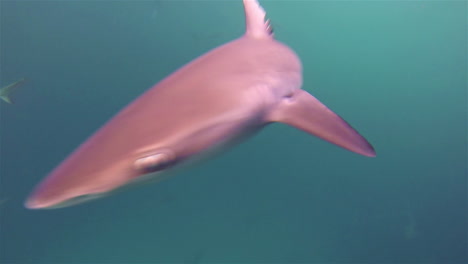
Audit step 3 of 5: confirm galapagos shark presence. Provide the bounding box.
[25,0,375,209]
[0,78,26,104]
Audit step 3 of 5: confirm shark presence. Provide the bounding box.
[0,78,26,104]
[25,0,375,209]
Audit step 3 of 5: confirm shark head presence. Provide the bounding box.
[25,145,177,209]
[25,0,375,209]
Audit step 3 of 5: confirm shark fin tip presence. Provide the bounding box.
[243,0,273,39]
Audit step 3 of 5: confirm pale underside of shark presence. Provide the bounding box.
[0,78,26,104]
[25,0,375,209]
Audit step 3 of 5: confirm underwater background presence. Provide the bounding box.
[0,0,466,263]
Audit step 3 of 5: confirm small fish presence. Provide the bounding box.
[25,0,375,209]
[0,78,26,104]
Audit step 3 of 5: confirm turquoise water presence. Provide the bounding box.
[0,0,466,263]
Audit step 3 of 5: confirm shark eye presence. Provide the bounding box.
[134,152,174,173]
[283,91,294,100]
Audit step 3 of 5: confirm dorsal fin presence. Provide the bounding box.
[243,0,273,39]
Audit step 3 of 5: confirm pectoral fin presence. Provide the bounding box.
[269,90,376,157]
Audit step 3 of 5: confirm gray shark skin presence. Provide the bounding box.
[0,78,26,104]
[25,0,375,209]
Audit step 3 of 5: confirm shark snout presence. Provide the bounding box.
[24,197,44,209]
[25,190,65,209]
[25,183,109,209]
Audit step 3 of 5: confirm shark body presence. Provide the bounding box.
[25,0,375,209]
[0,78,25,104]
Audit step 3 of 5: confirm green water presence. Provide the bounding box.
[1,0,466,263]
